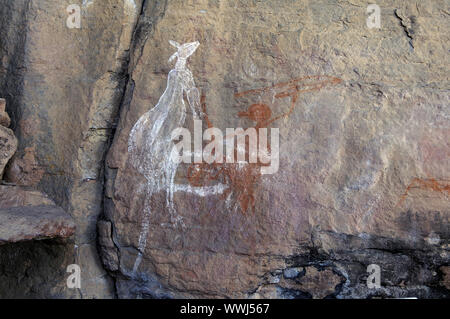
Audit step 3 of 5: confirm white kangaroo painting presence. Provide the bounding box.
[127,41,226,273]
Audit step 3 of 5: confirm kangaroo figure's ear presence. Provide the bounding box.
[168,52,178,63]
[180,41,200,59]
[169,40,180,48]
[185,41,200,56]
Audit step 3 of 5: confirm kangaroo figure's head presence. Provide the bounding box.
[168,40,200,69]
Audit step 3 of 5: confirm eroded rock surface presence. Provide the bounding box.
[0,185,75,245]
[0,240,77,298]
[0,185,55,208]
[0,99,10,127]
[0,125,17,178]
[0,0,143,298]
[0,98,18,178]
[0,205,75,245]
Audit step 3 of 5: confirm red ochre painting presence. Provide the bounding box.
[187,76,343,214]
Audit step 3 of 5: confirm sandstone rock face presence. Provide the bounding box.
[0,0,143,298]
[0,125,17,178]
[0,184,76,298]
[0,99,10,127]
[0,205,75,245]
[100,0,449,298]
[4,147,44,186]
[441,266,450,290]
[0,240,78,299]
[0,98,18,179]
[0,185,55,209]
[250,266,344,299]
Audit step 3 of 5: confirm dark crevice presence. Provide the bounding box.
[394,9,415,49]
[97,0,169,298]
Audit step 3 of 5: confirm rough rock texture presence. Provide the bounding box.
[5,147,44,186]
[99,0,449,298]
[0,184,77,300]
[441,266,450,290]
[0,240,78,299]
[0,125,17,178]
[0,185,77,298]
[0,185,55,208]
[0,186,74,246]
[0,0,143,298]
[0,98,17,177]
[0,205,75,245]
[250,266,345,299]
[0,0,448,299]
[0,99,11,127]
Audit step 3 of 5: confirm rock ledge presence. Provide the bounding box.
[0,205,75,245]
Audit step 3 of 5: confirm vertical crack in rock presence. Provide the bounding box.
[0,0,164,299]
[98,0,169,298]
[129,0,169,74]
[0,0,30,133]
[394,9,415,49]
[69,0,151,298]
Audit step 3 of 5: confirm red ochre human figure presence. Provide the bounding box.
[238,103,272,129]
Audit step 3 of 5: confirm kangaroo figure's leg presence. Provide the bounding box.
[132,183,154,274]
[166,162,185,227]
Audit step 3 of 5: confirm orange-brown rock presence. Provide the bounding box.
[0,185,54,209]
[0,99,10,128]
[0,126,17,179]
[5,147,44,186]
[0,205,75,245]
